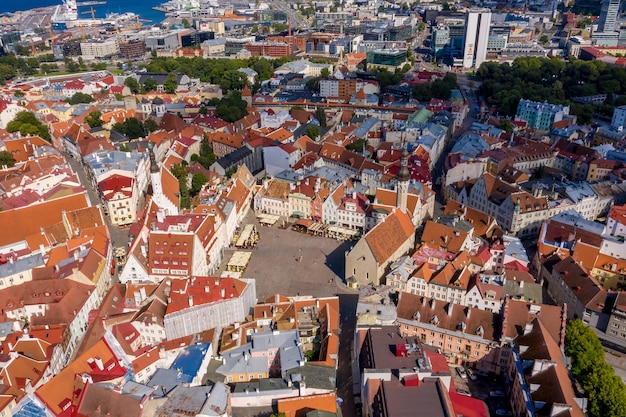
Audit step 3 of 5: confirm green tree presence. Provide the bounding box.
[64,57,79,72]
[143,77,158,92]
[163,72,178,94]
[85,111,103,128]
[315,107,326,128]
[498,119,513,133]
[181,18,191,28]
[346,137,367,152]
[14,44,31,56]
[306,77,321,93]
[566,319,626,417]
[123,117,145,139]
[191,172,208,195]
[112,122,125,134]
[192,135,217,169]
[171,164,190,209]
[6,111,50,141]
[252,57,274,81]
[304,125,320,139]
[219,70,248,92]
[214,91,248,122]
[144,118,159,133]
[67,92,94,105]
[320,67,330,78]
[124,77,141,94]
[413,83,431,101]
[0,150,16,168]
[0,62,17,84]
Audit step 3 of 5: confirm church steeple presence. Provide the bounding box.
[396,136,410,213]
[149,145,159,174]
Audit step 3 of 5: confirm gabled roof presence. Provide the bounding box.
[75,383,143,417]
[397,292,498,342]
[4,136,51,162]
[516,318,585,417]
[35,338,127,417]
[420,221,468,254]
[365,209,415,264]
[553,257,607,312]
[501,298,565,345]
[165,277,248,315]
[0,193,89,248]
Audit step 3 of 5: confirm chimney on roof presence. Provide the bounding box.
[446,303,453,316]
[188,295,194,307]
[220,288,225,298]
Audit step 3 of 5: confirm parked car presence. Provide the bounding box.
[466,368,477,381]
[496,410,512,416]
[457,389,471,396]
[456,367,468,379]
[490,390,506,397]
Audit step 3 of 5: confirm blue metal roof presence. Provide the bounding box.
[170,342,211,380]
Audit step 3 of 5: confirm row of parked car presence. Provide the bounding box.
[455,366,477,381]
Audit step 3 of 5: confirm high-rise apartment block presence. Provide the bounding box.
[462,10,491,69]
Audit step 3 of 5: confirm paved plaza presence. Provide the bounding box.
[220,215,357,300]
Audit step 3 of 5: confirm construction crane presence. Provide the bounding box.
[81,7,99,39]
[47,22,55,47]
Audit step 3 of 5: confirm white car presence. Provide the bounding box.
[456,367,467,379]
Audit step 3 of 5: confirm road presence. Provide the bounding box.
[429,73,482,219]
[64,153,131,274]
[272,0,306,29]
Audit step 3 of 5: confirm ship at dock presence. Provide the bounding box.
[51,0,141,31]
[51,0,78,29]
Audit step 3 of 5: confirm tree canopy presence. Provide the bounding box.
[210,91,248,123]
[67,92,94,105]
[190,135,217,169]
[112,117,146,139]
[144,118,159,133]
[476,57,626,124]
[566,319,626,417]
[6,111,50,141]
[304,125,320,139]
[142,56,292,85]
[0,150,15,168]
[163,73,178,94]
[85,111,103,128]
[413,72,458,101]
[124,77,140,94]
[170,163,190,209]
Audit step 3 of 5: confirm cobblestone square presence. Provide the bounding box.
[219,216,356,300]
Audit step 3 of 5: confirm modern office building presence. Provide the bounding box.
[599,0,621,32]
[462,10,491,69]
[366,49,408,69]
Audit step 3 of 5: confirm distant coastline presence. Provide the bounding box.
[0,0,166,24]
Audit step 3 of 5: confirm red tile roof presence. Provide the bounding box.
[165,276,248,314]
[0,193,89,248]
[365,209,415,263]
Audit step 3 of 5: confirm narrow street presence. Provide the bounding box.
[64,153,131,274]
